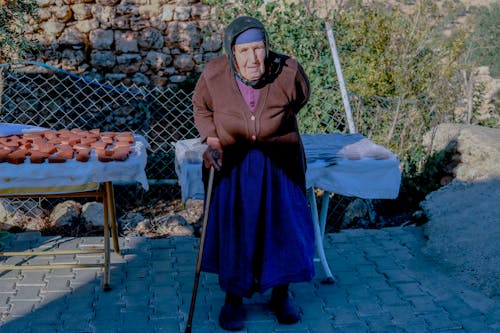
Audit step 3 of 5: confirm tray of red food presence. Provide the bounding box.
[0,128,135,164]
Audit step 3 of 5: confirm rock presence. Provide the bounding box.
[115,31,139,53]
[82,202,104,227]
[119,212,149,231]
[423,124,500,181]
[91,50,116,69]
[90,29,114,50]
[135,220,152,235]
[154,214,194,236]
[138,28,164,50]
[0,199,25,230]
[341,198,376,229]
[116,53,142,74]
[144,51,171,71]
[49,200,82,229]
[421,124,500,297]
[24,217,48,232]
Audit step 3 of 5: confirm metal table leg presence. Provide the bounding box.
[308,188,335,284]
[104,182,121,255]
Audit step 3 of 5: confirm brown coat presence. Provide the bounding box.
[193,53,310,184]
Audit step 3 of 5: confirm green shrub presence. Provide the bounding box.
[469,3,500,78]
[0,0,39,63]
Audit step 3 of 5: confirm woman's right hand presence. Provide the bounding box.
[203,137,223,170]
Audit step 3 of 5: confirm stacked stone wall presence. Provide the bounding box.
[27,0,223,86]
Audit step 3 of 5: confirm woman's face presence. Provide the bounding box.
[233,41,266,81]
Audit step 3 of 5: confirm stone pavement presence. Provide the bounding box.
[0,226,498,333]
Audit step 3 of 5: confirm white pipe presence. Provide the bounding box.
[325,21,356,134]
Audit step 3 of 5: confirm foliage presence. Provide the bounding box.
[469,2,500,78]
[0,0,39,63]
[202,0,479,207]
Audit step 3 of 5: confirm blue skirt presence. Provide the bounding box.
[201,149,315,297]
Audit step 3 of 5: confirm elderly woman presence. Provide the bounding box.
[193,16,315,331]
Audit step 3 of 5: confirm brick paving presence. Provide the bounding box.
[0,227,498,333]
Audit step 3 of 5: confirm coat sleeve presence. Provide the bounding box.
[294,62,311,113]
[193,73,218,143]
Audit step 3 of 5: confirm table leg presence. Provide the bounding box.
[102,185,111,291]
[307,188,335,284]
[105,182,121,255]
[319,191,331,240]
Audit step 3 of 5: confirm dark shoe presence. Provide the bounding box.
[219,303,245,331]
[270,296,301,324]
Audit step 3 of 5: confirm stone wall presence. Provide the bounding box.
[26,0,223,86]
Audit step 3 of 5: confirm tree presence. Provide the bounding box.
[0,0,38,112]
[0,0,39,63]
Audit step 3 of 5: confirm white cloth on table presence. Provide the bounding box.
[0,123,149,191]
[0,123,48,137]
[302,133,401,199]
[172,138,206,201]
[173,134,401,201]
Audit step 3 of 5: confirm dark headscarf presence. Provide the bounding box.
[224,16,284,88]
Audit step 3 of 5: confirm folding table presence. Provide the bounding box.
[173,134,401,283]
[0,126,149,290]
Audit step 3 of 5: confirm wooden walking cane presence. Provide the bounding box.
[185,162,216,333]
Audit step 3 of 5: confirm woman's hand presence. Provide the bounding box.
[203,137,223,170]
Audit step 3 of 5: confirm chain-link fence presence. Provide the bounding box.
[0,62,364,231]
[0,62,198,216]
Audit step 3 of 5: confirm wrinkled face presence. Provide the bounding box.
[233,41,266,81]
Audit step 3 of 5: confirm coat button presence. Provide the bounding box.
[250,115,255,120]
[251,135,256,141]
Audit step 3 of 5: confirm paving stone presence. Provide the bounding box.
[334,270,362,285]
[331,322,370,333]
[299,299,326,320]
[245,303,274,322]
[246,321,278,333]
[382,269,416,283]
[394,282,426,297]
[351,299,385,317]
[0,319,31,333]
[364,313,401,332]
[365,277,393,292]
[38,290,68,304]
[355,264,381,278]
[416,311,463,330]
[0,279,17,294]
[151,318,183,332]
[17,271,46,287]
[330,306,360,325]
[459,289,496,313]
[44,276,72,292]
[459,315,495,332]
[305,318,336,333]
[407,295,443,314]
[0,229,498,333]
[45,268,76,278]
[11,285,41,301]
[372,256,401,270]
[362,245,388,258]
[346,285,372,301]
[8,300,36,315]
[382,304,418,324]
[91,319,121,333]
[376,290,408,306]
